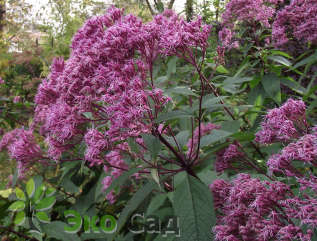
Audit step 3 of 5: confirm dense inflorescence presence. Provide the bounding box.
[272,0,317,49]
[214,143,244,173]
[0,129,42,177]
[211,98,317,240]
[255,98,307,144]
[218,0,282,49]
[222,0,280,28]
[210,174,314,241]
[1,7,212,197]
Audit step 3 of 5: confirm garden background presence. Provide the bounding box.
[0,0,316,240]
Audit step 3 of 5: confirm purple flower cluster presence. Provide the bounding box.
[221,0,281,28]
[215,143,244,173]
[211,98,317,240]
[210,174,314,241]
[268,134,317,176]
[272,0,317,49]
[32,6,210,166]
[0,6,213,198]
[0,129,42,177]
[218,27,239,50]
[218,0,282,50]
[255,99,307,144]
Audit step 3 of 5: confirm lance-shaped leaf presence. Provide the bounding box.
[110,180,157,240]
[8,200,25,211]
[14,211,26,225]
[15,188,26,201]
[173,173,216,241]
[35,211,50,223]
[26,178,35,198]
[35,196,56,211]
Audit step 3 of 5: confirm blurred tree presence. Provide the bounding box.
[114,0,152,20]
[144,0,177,15]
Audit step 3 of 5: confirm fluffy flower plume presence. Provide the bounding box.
[32,6,210,164]
[13,96,21,103]
[267,134,317,177]
[0,129,42,177]
[215,143,244,173]
[255,98,307,144]
[221,0,281,28]
[272,0,317,49]
[210,174,314,241]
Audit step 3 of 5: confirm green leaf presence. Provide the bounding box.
[261,74,281,103]
[147,194,167,215]
[82,112,93,119]
[33,184,45,204]
[14,211,26,225]
[155,110,193,123]
[0,188,13,198]
[175,130,190,148]
[28,230,43,241]
[174,173,215,241]
[197,170,218,186]
[201,96,228,109]
[167,86,197,96]
[42,221,80,241]
[200,130,232,147]
[280,77,306,95]
[60,179,79,193]
[35,196,56,211]
[223,76,252,85]
[35,211,50,223]
[269,50,293,59]
[142,134,162,160]
[216,65,229,74]
[293,50,317,69]
[8,200,25,211]
[15,188,26,201]
[268,55,292,67]
[221,120,240,133]
[167,56,177,77]
[110,181,157,240]
[127,138,140,154]
[151,168,161,188]
[221,77,252,94]
[26,178,35,198]
[45,187,56,197]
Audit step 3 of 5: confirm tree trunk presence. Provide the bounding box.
[185,0,193,21]
[0,0,5,34]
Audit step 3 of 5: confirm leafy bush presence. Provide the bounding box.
[0,1,317,240]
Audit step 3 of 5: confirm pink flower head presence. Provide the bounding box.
[102,176,116,204]
[255,99,307,144]
[84,129,109,166]
[272,0,317,49]
[0,129,42,178]
[221,0,281,28]
[210,174,313,241]
[13,96,21,103]
[215,143,244,173]
[0,78,4,84]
